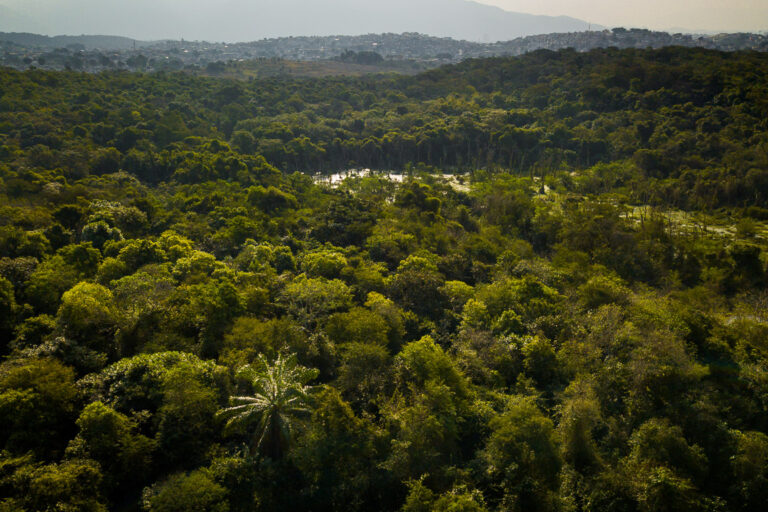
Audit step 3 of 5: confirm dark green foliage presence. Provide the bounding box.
[0,277,16,353]
[66,401,155,494]
[0,358,79,458]
[481,397,562,511]
[0,48,767,511]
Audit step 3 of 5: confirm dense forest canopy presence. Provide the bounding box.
[0,47,768,511]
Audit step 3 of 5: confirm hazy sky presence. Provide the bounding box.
[478,0,768,32]
[1,0,766,40]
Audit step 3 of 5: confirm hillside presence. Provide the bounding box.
[1,47,768,511]
[0,32,151,50]
[2,29,767,74]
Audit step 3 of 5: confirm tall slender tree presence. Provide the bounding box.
[219,354,317,460]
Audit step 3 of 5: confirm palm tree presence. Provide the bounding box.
[219,354,317,460]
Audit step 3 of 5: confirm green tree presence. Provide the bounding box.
[291,387,384,512]
[0,358,78,458]
[86,352,228,428]
[300,249,348,279]
[220,354,317,459]
[25,244,101,313]
[65,401,155,494]
[557,378,603,471]
[280,276,353,324]
[3,457,106,512]
[730,431,768,511]
[156,361,222,470]
[387,255,446,318]
[403,479,489,512]
[81,221,123,251]
[0,277,16,353]
[481,396,562,512]
[57,281,119,354]
[623,418,710,512]
[325,307,390,347]
[142,469,229,512]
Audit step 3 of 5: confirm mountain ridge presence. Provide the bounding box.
[0,0,598,42]
[0,32,152,50]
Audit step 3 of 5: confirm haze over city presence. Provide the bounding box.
[0,0,765,42]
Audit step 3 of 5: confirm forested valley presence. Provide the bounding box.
[1,47,768,511]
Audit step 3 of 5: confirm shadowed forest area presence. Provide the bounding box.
[1,47,768,511]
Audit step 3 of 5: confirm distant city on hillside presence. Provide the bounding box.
[1,29,767,74]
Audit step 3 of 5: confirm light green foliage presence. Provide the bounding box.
[491,310,525,336]
[384,337,472,483]
[280,276,353,322]
[476,276,560,323]
[432,489,489,512]
[616,418,713,512]
[632,466,706,512]
[222,317,279,364]
[172,279,243,357]
[396,336,468,398]
[626,330,708,420]
[4,457,107,512]
[238,242,295,274]
[336,342,392,408]
[95,257,130,284]
[325,307,390,346]
[87,200,148,234]
[577,274,631,310]
[460,299,491,331]
[521,336,560,389]
[441,281,475,311]
[384,380,464,482]
[342,259,388,295]
[157,232,195,262]
[365,292,406,347]
[221,317,305,369]
[25,243,102,312]
[300,249,348,279]
[367,228,418,267]
[116,240,166,273]
[403,480,489,512]
[142,469,229,512]
[172,251,225,282]
[57,282,119,349]
[402,478,437,512]
[0,226,50,259]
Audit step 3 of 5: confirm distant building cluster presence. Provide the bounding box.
[1,29,767,73]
